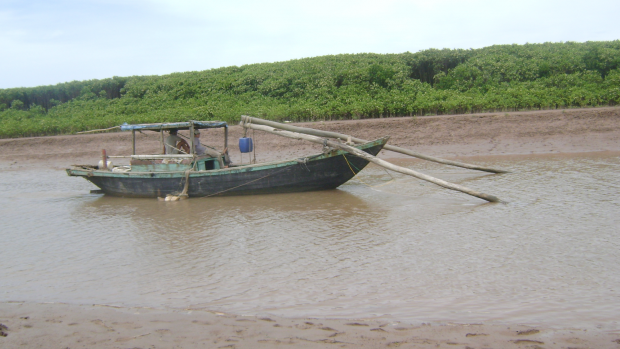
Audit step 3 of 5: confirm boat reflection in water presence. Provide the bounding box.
[70,188,381,267]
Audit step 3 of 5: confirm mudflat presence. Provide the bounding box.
[1,107,619,167]
[1,107,619,348]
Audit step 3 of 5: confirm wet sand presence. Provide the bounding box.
[1,107,620,348]
[2,302,619,349]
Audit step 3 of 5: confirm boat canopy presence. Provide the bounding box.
[120,121,228,132]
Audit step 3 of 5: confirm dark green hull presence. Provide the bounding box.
[67,138,388,198]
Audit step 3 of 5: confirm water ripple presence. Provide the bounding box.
[1,153,619,329]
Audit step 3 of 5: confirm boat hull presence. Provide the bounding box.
[67,138,388,198]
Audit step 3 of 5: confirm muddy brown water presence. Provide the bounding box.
[1,152,619,330]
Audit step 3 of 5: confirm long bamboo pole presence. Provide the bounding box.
[76,126,120,134]
[241,122,500,203]
[240,115,507,174]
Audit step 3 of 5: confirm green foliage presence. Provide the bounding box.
[1,41,619,138]
[11,100,24,110]
[0,76,127,112]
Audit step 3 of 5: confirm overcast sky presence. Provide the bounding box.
[1,0,619,89]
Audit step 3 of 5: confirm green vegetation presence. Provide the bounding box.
[1,40,619,138]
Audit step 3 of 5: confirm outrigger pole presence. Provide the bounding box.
[240,116,501,203]
[240,115,507,174]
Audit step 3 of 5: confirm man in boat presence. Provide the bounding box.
[193,129,212,156]
[165,129,189,154]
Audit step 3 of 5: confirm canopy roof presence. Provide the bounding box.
[120,121,228,132]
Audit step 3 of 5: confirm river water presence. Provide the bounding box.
[1,152,619,329]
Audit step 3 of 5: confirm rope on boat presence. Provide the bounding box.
[161,163,196,201]
[342,154,396,188]
[162,150,353,200]
[202,166,295,198]
[198,153,322,198]
[297,157,311,172]
[342,154,372,187]
[179,169,191,198]
[252,128,257,164]
[344,153,395,182]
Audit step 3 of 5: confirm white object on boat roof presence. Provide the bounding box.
[98,160,113,170]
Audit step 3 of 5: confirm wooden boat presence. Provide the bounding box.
[66,120,388,198]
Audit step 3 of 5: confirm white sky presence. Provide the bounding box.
[1,0,619,89]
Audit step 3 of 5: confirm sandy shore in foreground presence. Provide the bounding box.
[1,107,619,348]
[2,302,619,349]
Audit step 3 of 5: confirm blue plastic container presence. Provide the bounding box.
[239,137,253,153]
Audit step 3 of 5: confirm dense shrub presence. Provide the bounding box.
[1,41,619,138]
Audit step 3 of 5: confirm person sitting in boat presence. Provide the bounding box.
[194,130,226,167]
[194,130,209,155]
[165,129,189,154]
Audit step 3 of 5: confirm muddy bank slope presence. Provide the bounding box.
[1,107,619,167]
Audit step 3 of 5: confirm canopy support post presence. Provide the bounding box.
[132,130,136,155]
[160,128,165,154]
[189,121,195,155]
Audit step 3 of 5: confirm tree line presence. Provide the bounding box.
[1,40,619,138]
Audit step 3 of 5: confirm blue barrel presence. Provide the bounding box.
[239,137,253,153]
